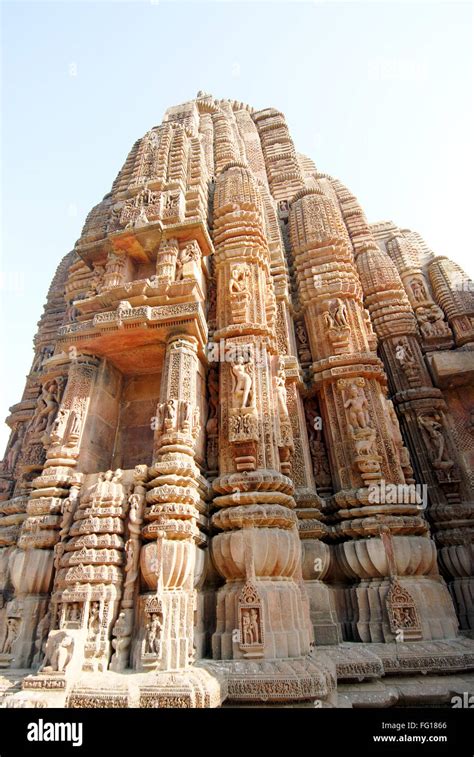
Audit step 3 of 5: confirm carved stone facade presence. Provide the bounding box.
[0,93,473,707]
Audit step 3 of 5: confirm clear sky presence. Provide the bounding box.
[1,0,473,454]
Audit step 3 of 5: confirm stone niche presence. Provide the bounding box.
[113,373,161,469]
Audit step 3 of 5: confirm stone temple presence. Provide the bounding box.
[0,92,473,708]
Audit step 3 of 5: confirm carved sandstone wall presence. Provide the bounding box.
[0,92,472,707]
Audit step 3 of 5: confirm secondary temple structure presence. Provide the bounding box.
[0,92,473,708]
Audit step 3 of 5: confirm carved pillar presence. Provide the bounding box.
[210,162,312,662]
[428,256,474,348]
[155,237,179,285]
[100,251,128,291]
[330,178,467,638]
[386,236,453,351]
[5,355,100,669]
[22,467,130,686]
[138,333,205,672]
[289,185,458,643]
[110,465,147,672]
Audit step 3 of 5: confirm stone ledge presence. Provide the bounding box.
[427,350,474,389]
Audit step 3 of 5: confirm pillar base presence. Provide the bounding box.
[3,667,227,708]
[201,653,336,705]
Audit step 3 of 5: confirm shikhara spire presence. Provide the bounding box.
[0,92,473,707]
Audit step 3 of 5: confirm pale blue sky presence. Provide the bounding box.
[1,0,473,453]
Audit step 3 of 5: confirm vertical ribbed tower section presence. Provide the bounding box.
[428,257,474,348]
[211,162,305,650]
[208,158,333,701]
[332,180,471,637]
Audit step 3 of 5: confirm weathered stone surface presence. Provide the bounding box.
[1,92,473,708]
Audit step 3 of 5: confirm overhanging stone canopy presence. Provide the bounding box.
[0,92,473,708]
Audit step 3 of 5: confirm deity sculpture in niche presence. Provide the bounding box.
[410,278,428,302]
[386,399,413,481]
[175,242,201,281]
[416,305,451,339]
[142,597,164,665]
[238,582,264,658]
[295,320,312,364]
[339,378,381,483]
[4,424,25,473]
[87,602,101,641]
[231,357,254,410]
[343,381,370,432]
[275,362,289,420]
[229,264,251,323]
[110,611,133,672]
[305,400,332,493]
[417,414,453,469]
[322,298,351,352]
[394,336,421,386]
[29,379,63,437]
[386,580,422,641]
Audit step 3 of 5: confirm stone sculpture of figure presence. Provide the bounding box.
[32,345,53,373]
[296,322,308,346]
[146,613,162,655]
[249,608,260,644]
[124,538,139,596]
[125,539,134,573]
[50,408,67,442]
[88,265,104,296]
[69,603,81,623]
[417,414,451,464]
[112,469,122,484]
[275,367,289,419]
[323,310,335,331]
[231,357,253,409]
[128,492,142,531]
[174,244,199,281]
[34,608,51,663]
[31,380,60,434]
[363,309,373,329]
[417,308,433,338]
[310,437,332,487]
[395,338,416,367]
[344,383,370,431]
[411,279,427,302]
[59,496,76,538]
[155,403,164,432]
[2,618,19,654]
[5,424,25,472]
[53,541,65,572]
[134,205,149,227]
[242,610,252,644]
[44,634,74,673]
[333,299,349,328]
[68,410,82,441]
[164,399,177,426]
[181,401,193,428]
[110,611,132,672]
[88,602,101,640]
[354,428,377,456]
[229,266,249,294]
